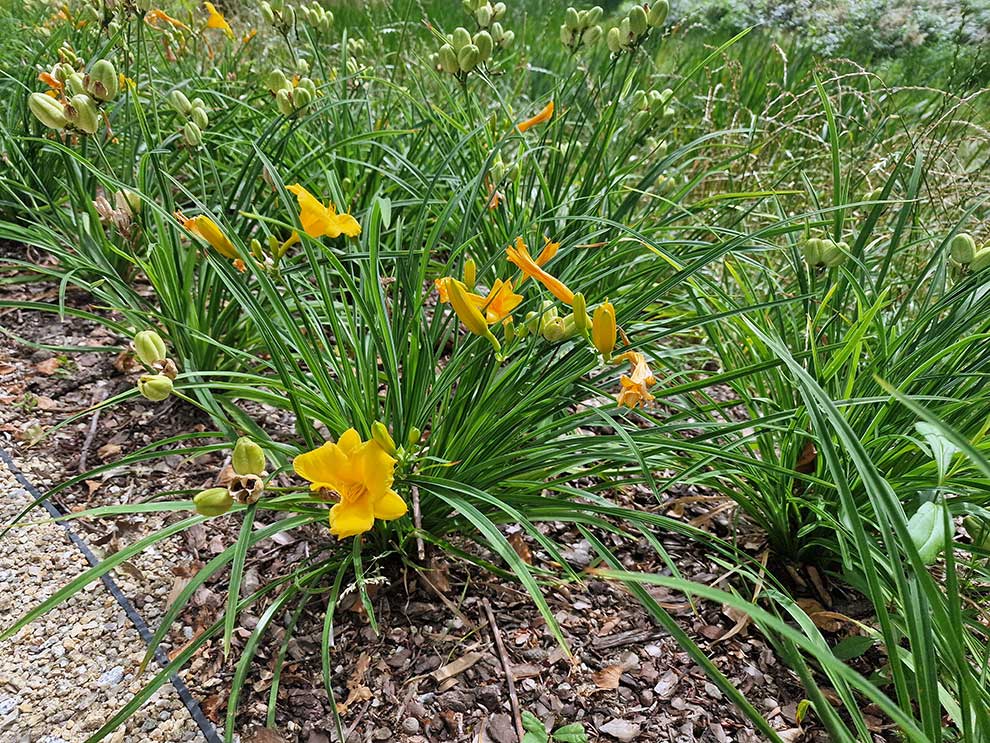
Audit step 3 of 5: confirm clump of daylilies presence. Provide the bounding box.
[132,329,178,403]
[436,236,657,409]
[167,89,212,147]
[560,6,603,53]
[606,1,668,54]
[28,54,120,137]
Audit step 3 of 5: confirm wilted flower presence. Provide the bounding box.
[293,428,407,539]
[517,100,554,133]
[286,183,361,239]
[179,213,237,259]
[615,351,655,409]
[506,236,573,305]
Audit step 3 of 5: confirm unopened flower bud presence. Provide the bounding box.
[168,89,192,115]
[592,301,616,361]
[565,7,579,29]
[971,247,990,273]
[587,6,603,24]
[475,3,492,27]
[133,329,167,366]
[193,487,233,516]
[452,27,472,51]
[138,373,173,401]
[292,87,312,108]
[233,436,266,475]
[474,31,493,62]
[183,121,203,146]
[190,106,209,130]
[438,45,459,74]
[541,316,566,342]
[276,89,295,116]
[28,92,68,130]
[463,257,477,288]
[606,26,622,53]
[65,72,86,97]
[85,59,118,101]
[65,94,100,134]
[628,6,648,36]
[260,1,275,25]
[371,422,397,455]
[582,25,602,46]
[647,0,669,28]
[492,1,506,19]
[458,44,480,72]
[571,293,589,333]
[950,233,977,264]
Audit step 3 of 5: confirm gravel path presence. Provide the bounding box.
[0,454,205,743]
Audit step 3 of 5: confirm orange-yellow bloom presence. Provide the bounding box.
[204,2,234,38]
[615,351,656,409]
[145,9,191,31]
[517,100,554,133]
[179,213,237,259]
[506,236,573,305]
[293,428,407,539]
[286,183,361,239]
[435,277,522,325]
[442,278,501,352]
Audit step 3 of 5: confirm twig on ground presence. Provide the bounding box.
[78,386,108,473]
[482,597,523,742]
[411,484,425,561]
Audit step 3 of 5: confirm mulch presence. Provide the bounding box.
[0,248,835,742]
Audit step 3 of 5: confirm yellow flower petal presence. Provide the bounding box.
[506,237,574,305]
[517,100,554,133]
[337,427,363,454]
[373,489,408,521]
[204,2,233,38]
[286,183,361,239]
[292,441,349,491]
[329,496,375,538]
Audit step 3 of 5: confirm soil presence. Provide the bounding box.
[0,245,846,743]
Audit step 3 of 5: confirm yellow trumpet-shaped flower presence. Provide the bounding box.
[293,428,407,539]
[517,100,554,133]
[506,236,574,305]
[615,351,656,409]
[179,213,237,259]
[443,278,501,352]
[145,8,191,31]
[204,2,234,38]
[592,301,616,360]
[286,183,361,239]
[435,277,522,325]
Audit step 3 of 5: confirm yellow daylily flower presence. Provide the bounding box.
[178,213,237,259]
[204,2,233,38]
[286,183,361,239]
[506,236,574,305]
[592,301,616,360]
[293,428,407,539]
[145,8,191,31]
[615,351,656,409]
[443,278,501,352]
[517,100,554,133]
[435,277,522,325]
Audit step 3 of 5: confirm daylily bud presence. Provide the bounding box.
[85,59,118,101]
[500,30,515,48]
[821,239,848,268]
[28,92,68,130]
[606,26,622,52]
[475,3,492,27]
[463,257,477,288]
[950,233,977,264]
[971,248,990,273]
[282,5,295,26]
[293,87,312,108]
[565,7,579,29]
[133,330,167,366]
[587,6,603,24]
[138,373,173,401]
[474,31,494,62]
[371,422,397,455]
[183,121,203,146]
[190,106,209,130]
[452,27,472,51]
[647,0,669,28]
[230,473,265,504]
[65,94,100,134]
[260,1,275,24]
[582,26,602,46]
[266,69,292,93]
[276,89,295,116]
[168,89,192,115]
[193,487,233,517]
[503,316,516,343]
[571,293,589,333]
[592,301,616,360]
[628,6,648,35]
[438,44,459,74]
[541,316,566,342]
[457,44,480,72]
[492,2,506,19]
[802,238,823,267]
[232,436,266,475]
[447,278,500,352]
[407,427,422,447]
